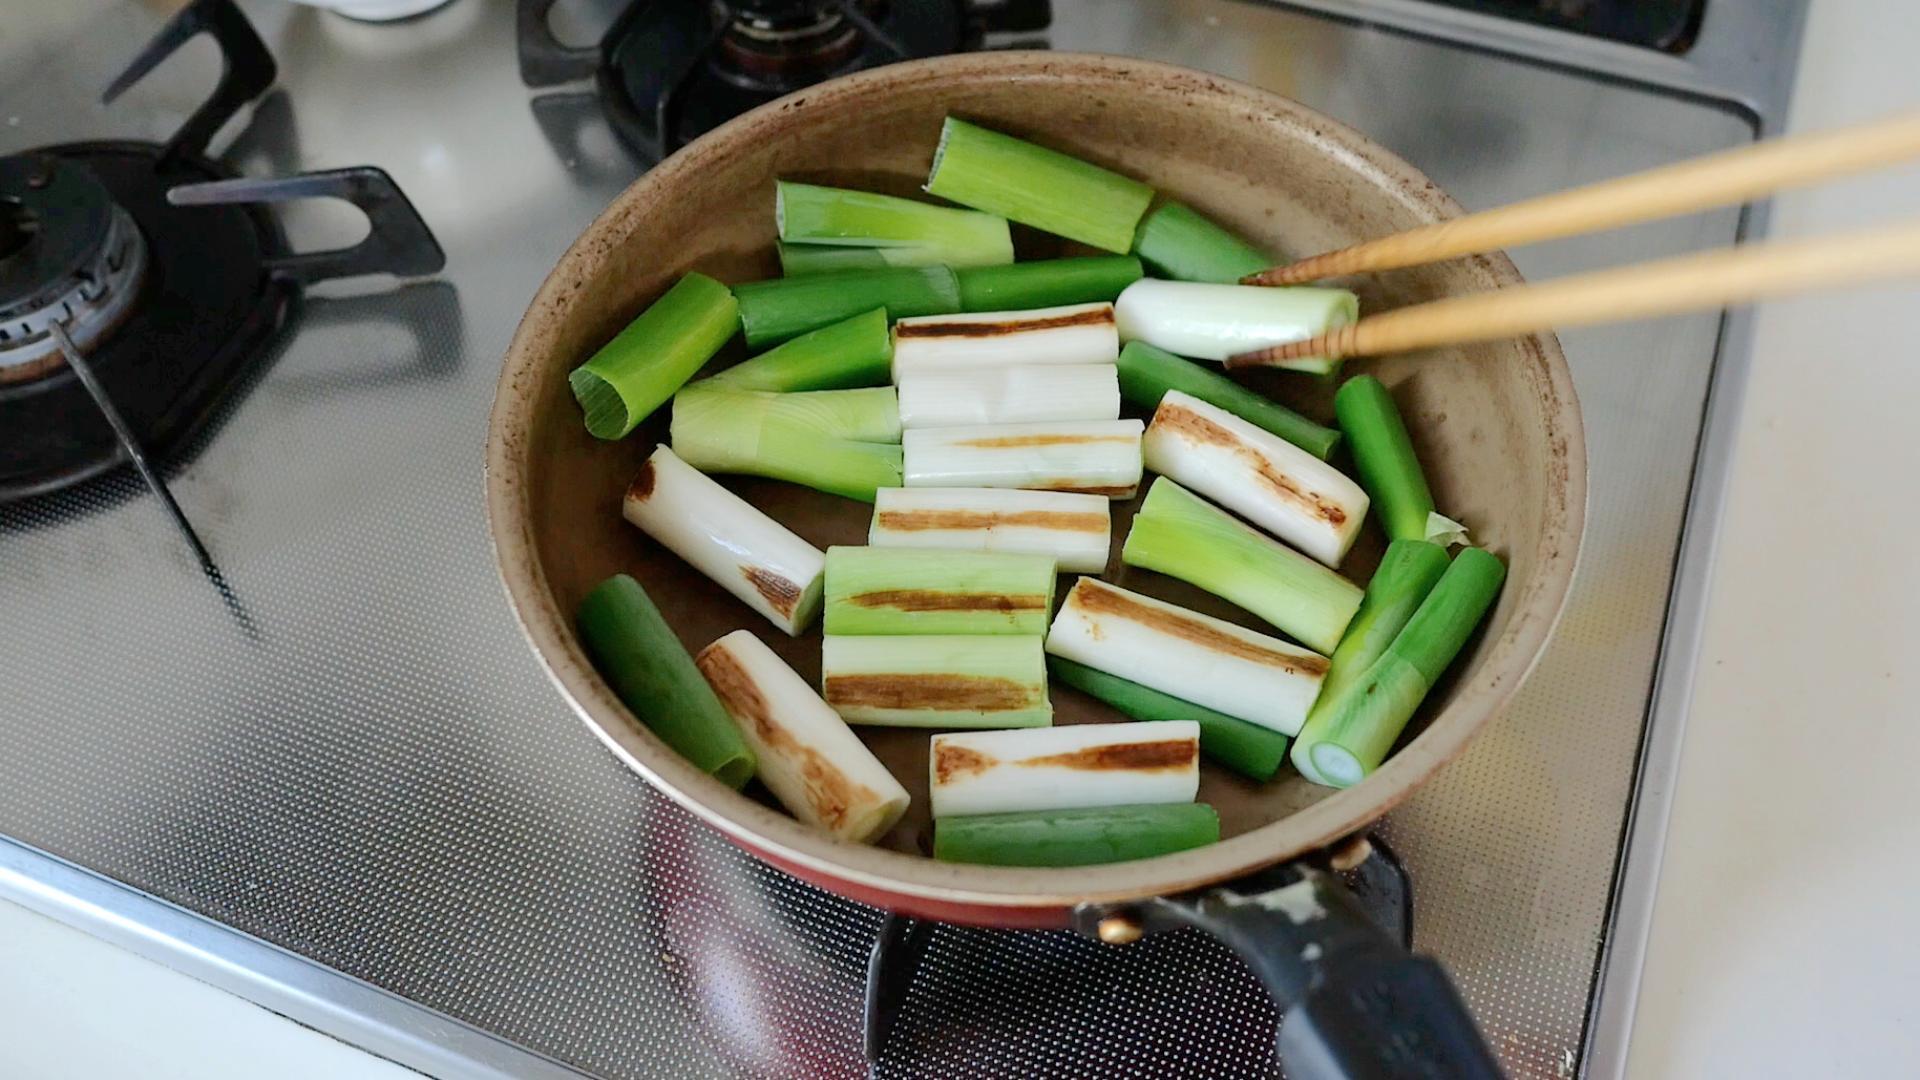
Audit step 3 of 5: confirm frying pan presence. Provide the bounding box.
[486,52,1585,1077]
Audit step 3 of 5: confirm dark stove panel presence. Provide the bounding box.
[1415,0,1706,52]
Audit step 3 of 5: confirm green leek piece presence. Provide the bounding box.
[956,255,1144,311]
[776,181,1013,267]
[953,255,1144,312]
[1121,478,1362,654]
[821,634,1051,728]
[1117,341,1338,460]
[925,118,1155,254]
[934,803,1220,866]
[1132,202,1273,284]
[1048,656,1289,782]
[568,272,738,440]
[777,242,967,275]
[1292,547,1505,787]
[575,575,757,788]
[1334,375,1459,544]
[704,308,892,392]
[823,546,1056,636]
[670,385,902,502]
[733,266,961,348]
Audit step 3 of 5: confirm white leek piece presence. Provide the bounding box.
[622,446,825,635]
[821,635,1050,728]
[1142,391,1368,567]
[896,364,1120,429]
[903,419,1144,499]
[695,630,910,843]
[928,721,1200,818]
[1045,577,1328,736]
[1113,279,1358,375]
[868,487,1110,574]
[891,302,1118,378]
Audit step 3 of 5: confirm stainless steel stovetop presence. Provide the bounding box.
[0,2,1804,1077]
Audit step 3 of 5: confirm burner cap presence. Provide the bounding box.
[0,154,150,384]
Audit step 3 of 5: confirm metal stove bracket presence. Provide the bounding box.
[101,0,278,167]
[518,0,605,89]
[167,167,447,286]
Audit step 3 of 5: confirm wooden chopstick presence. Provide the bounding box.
[1242,110,1920,287]
[1226,218,1920,367]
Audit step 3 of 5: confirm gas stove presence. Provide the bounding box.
[521,0,1052,159]
[0,1,1804,1078]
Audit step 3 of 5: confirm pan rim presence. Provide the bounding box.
[484,50,1588,910]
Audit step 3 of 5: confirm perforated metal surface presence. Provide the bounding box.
[0,2,1755,1077]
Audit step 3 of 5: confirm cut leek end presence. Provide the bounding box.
[1308,743,1366,788]
[569,367,632,440]
[1269,290,1360,375]
[1425,511,1471,547]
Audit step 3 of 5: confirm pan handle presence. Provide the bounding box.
[1073,846,1502,1080]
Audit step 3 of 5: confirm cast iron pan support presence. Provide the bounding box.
[864,835,1501,1078]
[102,0,278,168]
[167,168,446,286]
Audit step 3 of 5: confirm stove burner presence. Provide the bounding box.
[0,155,152,385]
[1,0,443,509]
[519,0,1051,161]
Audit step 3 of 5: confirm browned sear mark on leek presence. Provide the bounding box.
[847,589,1048,614]
[896,307,1111,339]
[876,508,1107,534]
[1152,402,1348,526]
[933,743,995,783]
[826,674,1038,712]
[1023,738,1196,773]
[697,643,876,833]
[1071,581,1330,675]
[953,433,1135,449]
[742,565,803,617]
[626,458,657,501]
[1038,481,1135,498]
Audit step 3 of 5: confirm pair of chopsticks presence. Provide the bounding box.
[1228,110,1920,367]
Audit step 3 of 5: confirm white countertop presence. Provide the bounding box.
[4,4,1917,1078]
[1622,3,1920,1076]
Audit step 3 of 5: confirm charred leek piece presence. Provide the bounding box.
[1045,577,1328,736]
[576,575,757,788]
[569,272,739,439]
[776,181,1013,267]
[1291,547,1505,787]
[1333,375,1470,546]
[822,546,1057,636]
[954,256,1144,311]
[928,720,1200,818]
[1114,279,1359,375]
[890,302,1118,377]
[925,118,1155,254]
[868,487,1111,574]
[934,803,1220,866]
[903,419,1144,499]
[703,308,891,392]
[1142,391,1368,567]
[1048,656,1289,782]
[623,446,826,634]
[1122,478,1362,654]
[898,418,1136,499]
[670,385,902,502]
[1117,341,1338,461]
[1132,202,1273,285]
[695,630,909,842]
[897,364,1120,428]
[733,266,960,347]
[821,634,1051,728]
